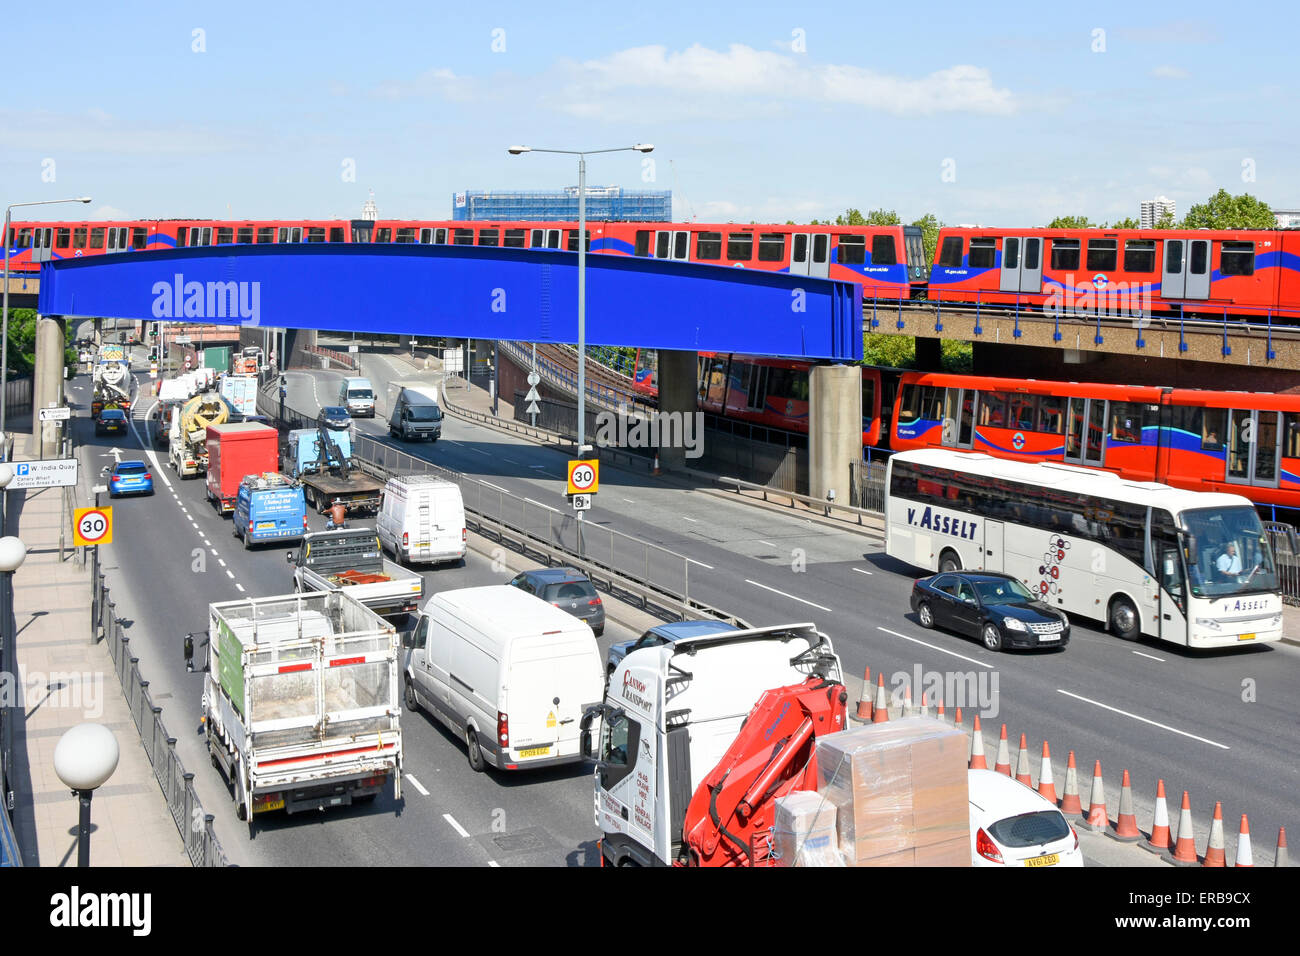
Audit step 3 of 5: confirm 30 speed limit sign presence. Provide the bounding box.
[73,507,113,547]
[566,459,599,496]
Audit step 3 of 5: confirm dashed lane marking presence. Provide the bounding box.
[405,774,430,796]
[745,579,831,612]
[687,558,714,569]
[852,567,873,576]
[1055,689,1230,750]
[443,813,470,838]
[235,583,245,593]
[876,626,994,669]
[1132,650,1166,662]
[225,569,235,579]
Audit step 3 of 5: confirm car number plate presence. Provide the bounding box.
[256,797,285,813]
[1024,853,1059,867]
[1038,633,1059,642]
[518,746,550,759]
[257,521,275,529]
[1238,633,1255,641]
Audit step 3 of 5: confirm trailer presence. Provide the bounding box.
[282,426,383,515]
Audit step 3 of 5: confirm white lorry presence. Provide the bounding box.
[198,591,403,831]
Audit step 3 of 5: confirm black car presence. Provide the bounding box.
[508,567,604,636]
[318,406,352,431]
[95,407,128,436]
[909,572,1069,652]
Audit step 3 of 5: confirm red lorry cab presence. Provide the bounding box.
[206,422,278,513]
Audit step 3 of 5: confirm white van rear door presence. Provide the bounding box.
[507,638,602,760]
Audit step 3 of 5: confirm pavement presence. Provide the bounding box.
[4,421,190,867]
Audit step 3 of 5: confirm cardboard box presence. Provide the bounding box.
[773,792,841,867]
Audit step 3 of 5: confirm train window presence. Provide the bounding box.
[1003,238,1019,269]
[978,391,1010,428]
[696,231,722,260]
[1283,414,1300,458]
[1050,238,1080,270]
[1124,240,1156,273]
[217,227,234,244]
[1086,239,1117,272]
[16,228,32,248]
[57,228,71,249]
[727,233,754,261]
[69,227,86,249]
[329,227,344,242]
[813,234,829,264]
[277,227,289,243]
[635,230,651,257]
[567,230,592,252]
[1201,408,1226,451]
[395,228,416,244]
[1165,240,1183,272]
[968,238,996,269]
[1036,395,1065,434]
[758,233,785,262]
[419,228,432,244]
[1169,405,1202,442]
[792,234,807,263]
[374,227,391,243]
[504,228,527,248]
[1108,402,1144,443]
[655,232,670,258]
[529,229,543,247]
[478,229,499,247]
[1007,394,1037,431]
[871,235,896,266]
[237,227,253,244]
[1220,241,1255,276]
[546,229,561,249]
[435,228,448,244]
[673,232,687,259]
[938,236,963,268]
[862,376,876,425]
[291,227,302,243]
[304,227,325,243]
[89,227,105,250]
[898,384,944,422]
[838,235,865,265]
[1189,241,1207,275]
[451,228,473,245]
[1024,238,1040,270]
[257,227,274,244]
[106,229,117,250]
[175,227,187,247]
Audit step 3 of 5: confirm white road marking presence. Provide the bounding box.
[443,813,470,838]
[623,498,635,503]
[759,540,777,548]
[405,774,430,796]
[481,481,508,493]
[502,457,520,465]
[218,558,227,567]
[687,558,714,569]
[681,516,698,523]
[852,567,873,576]
[210,548,218,556]
[746,579,831,612]
[468,447,491,456]
[225,569,235,579]
[876,626,995,669]
[487,860,500,868]
[1055,689,1230,750]
[1132,650,1166,662]
[203,539,211,546]
[235,583,245,593]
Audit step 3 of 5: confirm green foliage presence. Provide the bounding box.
[910,213,943,263]
[1046,215,1095,229]
[861,333,972,373]
[940,339,973,373]
[1107,216,1141,229]
[1181,189,1274,230]
[2,307,77,377]
[1154,211,1177,230]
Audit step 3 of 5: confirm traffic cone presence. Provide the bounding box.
[1109,770,1141,842]
[652,453,661,476]
[872,674,889,723]
[1060,752,1082,815]
[1084,761,1109,832]
[854,667,873,721]
[1143,779,1171,853]
[994,724,1011,776]
[969,715,987,770]
[1203,802,1226,867]
[935,698,946,721]
[1235,815,1253,867]
[1015,734,1032,787]
[1275,828,1289,868]
[919,692,930,719]
[954,706,963,731]
[1167,791,1199,866]
[901,684,914,718]
[1037,742,1057,804]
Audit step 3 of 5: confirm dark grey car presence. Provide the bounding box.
[508,567,604,636]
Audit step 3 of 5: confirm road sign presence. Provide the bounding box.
[527,370,541,387]
[73,507,113,547]
[10,458,78,489]
[174,335,192,344]
[571,493,592,511]
[38,406,71,422]
[442,349,464,373]
[567,459,598,495]
[149,362,158,379]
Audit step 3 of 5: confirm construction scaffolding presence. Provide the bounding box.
[451,187,672,222]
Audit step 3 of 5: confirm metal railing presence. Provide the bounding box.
[717,472,884,530]
[1263,522,1300,606]
[3,376,32,415]
[498,340,655,417]
[91,560,228,866]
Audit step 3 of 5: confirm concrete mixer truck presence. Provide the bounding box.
[169,391,233,477]
[91,343,133,416]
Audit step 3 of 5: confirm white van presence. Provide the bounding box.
[376,476,466,564]
[338,376,375,417]
[404,586,604,772]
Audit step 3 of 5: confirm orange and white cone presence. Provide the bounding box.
[919,692,930,719]
[1167,791,1199,866]
[1235,815,1253,867]
[969,715,988,770]
[1143,779,1171,853]
[1109,770,1141,842]
[1015,733,1033,787]
[1084,761,1109,832]
[1202,802,1226,867]
[1060,751,1082,815]
[902,685,915,718]
[935,698,946,721]
[954,706,963,731]
[854,667,873,721]
[994,724,1011,776]
[1275,827,1289,868]
[1037,742,1057,804]
[652,453,661,476]
[872,674,889,723]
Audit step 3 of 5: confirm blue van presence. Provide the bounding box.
[234,473,307,549]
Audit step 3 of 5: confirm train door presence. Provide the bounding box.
[1226,409,1281,488]
[1065,398,1106,467]
[789,233,830,278]
[1161,240,1185,298]
[941,388,976,449]
[1185,239,1211,299]
[998,237,1044,294]
[654,230,688,261]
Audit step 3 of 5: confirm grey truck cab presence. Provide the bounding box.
[388,387,442,442]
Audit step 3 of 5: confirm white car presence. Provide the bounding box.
[968,769,1084,867]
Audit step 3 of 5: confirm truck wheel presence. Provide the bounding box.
[465,725,486,773]
[234,766,248,821]
[1109,596,1140,642]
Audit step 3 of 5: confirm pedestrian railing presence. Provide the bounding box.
[91,558,228,867]
[1263,522,1300,606]
[497,340,655,417]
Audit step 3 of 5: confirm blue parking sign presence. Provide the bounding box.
[17,464,28,476]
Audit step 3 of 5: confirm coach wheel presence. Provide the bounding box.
[939,550,961,574]
[1109,597,1140,642]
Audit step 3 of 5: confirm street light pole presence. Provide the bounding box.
[2,197,92,454]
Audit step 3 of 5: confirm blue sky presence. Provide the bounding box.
[4,1,1295,226]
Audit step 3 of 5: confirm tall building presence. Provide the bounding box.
[1140,196,1176,228]
[452,186,672,222]
[1273,209,1300,228]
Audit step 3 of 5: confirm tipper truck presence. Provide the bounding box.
[206,422,279,513]
[197,590,403,830]
[290,528,423,619]
[584,624,970,867]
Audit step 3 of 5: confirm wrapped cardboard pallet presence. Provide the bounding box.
[772,791,844,867]
[815,717,969,866]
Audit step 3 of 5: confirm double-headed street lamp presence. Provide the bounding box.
[507,145,653,458]
[2,197,93,452]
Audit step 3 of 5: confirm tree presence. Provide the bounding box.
[861,333,971,372]
[1154,211,1176,230]
[910,213,943,263]
[0,307,76,377]
[1182,189,1275,230]
[1046,215,1095,229]
[863,208,901,226]
[1107,216,1140,229]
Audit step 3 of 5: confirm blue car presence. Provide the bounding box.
[606,619,740,675]
[108,460,154,497]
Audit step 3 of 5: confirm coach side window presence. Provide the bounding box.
[838,235,865,265]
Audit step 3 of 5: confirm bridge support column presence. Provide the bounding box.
[809,364,862,507]
[654,350,697,472]
[33,313,67,455]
